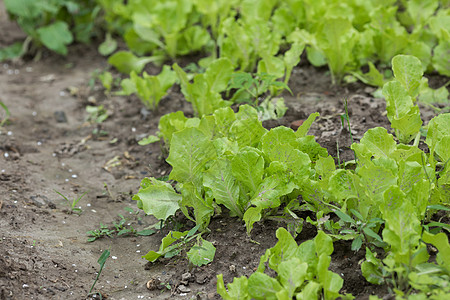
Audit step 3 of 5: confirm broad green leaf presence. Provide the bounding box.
[108,51,156,74]
[0,42,24,62]
[361,248,384,285]
[284,42,305,84]
[426,113,450,162]
[268,227,298,271]
[230,105,267,148]
[296,136,328,162]
[204,159,243,217]
[180,183,214,229]
[356,163,397,204]
[328,169,357,201]
[187,237,216,266]
[243,206,262,236]
[314,230,333,257]
[392,55,423,98]
[217,274,249,300]
[167,127,216,185]
[316,17,358,84]
[4,0,40,19]
[382,201,423,266]
[231,147,264,192]
[37,21,73,55]
[214,107,237,136]
[383,80,415,117]
[295,112,320,138]
[432,37,450,77]
[315,155,336,180]
[248,272,283,300]
[142,230,188,262]
[389,106,423,144]
[422,231,450,270]
[296,281,321,300]
[278,258,307,298]
[205,57,234,93]
[98,33,117,56]
[251,174,296,209]
[132,177,181,221]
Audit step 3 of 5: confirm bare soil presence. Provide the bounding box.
[0,10,446,300]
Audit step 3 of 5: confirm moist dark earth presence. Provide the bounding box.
[0,10,447,300]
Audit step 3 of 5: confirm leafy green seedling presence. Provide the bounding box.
[88,249,110,298]
[228,72,291,105]
[86,105,109,124]
[0,101,11,127]
[87,208,155,242]
[54,190,87,215]
[98,71,113,94]
[142,224,215,266]
[333,209,386,251]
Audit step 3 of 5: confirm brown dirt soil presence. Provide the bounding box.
[1,9,447,300]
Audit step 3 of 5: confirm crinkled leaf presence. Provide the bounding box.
[231,147,264,192]
[248,272,283,300]
[204,159,243,217]
[108,51,156,74]
[243,206,262,236]
[167,127,216,185]
[217,274,249,300]
[187,237,216,266]
[392,55,423,98]
[132,177,181,221]
[354,127,396,159]
[278,258,307,298]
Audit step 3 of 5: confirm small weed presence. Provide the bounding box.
[54,190,87,215]
[87,208,155,242]
[0,101,10,127]
[88,249,110,299]
[86,105,109,124]
[228,72,291,106]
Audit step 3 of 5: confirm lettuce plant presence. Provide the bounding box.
[116,66,177,111]
[382,55,424,144]
[217,228,353,300]
[133,105,325,233]
[3,0,101,57]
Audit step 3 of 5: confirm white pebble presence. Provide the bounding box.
[32,111,37,116]
[65,179,69,182]
[131,127,136,132]
[23,284,29,288]
[59,91,67,97]
[7,131,12,136]
[112,256,117,260]
[71,174,77,178]
[4,153,9,158]
[37,141,42,146]
[87,203,91,207]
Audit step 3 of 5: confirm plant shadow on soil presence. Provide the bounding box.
[0,16,446,300]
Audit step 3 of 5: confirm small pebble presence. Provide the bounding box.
[112,256,117,260]
[32,111,37,116]
[4,153,9,158]
[7,131,12,136]
[71,174,77,178]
